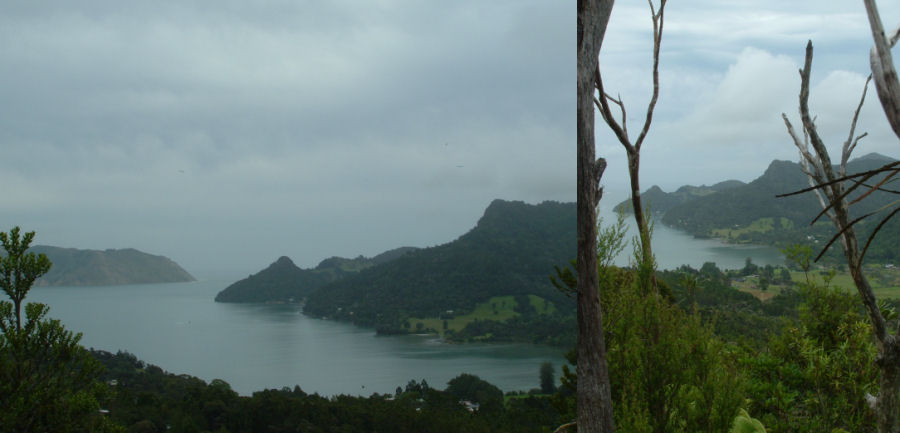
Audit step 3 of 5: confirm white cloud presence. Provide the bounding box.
[597,0,900,205]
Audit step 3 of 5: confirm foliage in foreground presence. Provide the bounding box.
[742,282,880,433]
[94,350,564,433]
[0,227,120,432]
[555,264,747,433]
[0,303,119,432]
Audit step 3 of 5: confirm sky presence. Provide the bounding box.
[597,0,900,205]
[1,1,898,279]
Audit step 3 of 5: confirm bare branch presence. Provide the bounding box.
[864,0,900,138]
[846,132,867,164]
[595,69,632,151]
[781,39,890,351]
[848,169,900,206]
[841,75,873,177]
[777,163,900,198]
[604,92,629,139]
[798,42,839,196]
[554,421,577,433]
[860,206,900,266]
[783,114,823,179]
[633,0,666,151]
[814,210,876,262]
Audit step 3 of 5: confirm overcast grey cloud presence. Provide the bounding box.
[597,0,900,206]
[0,1,572,278]
[4,2,900,279]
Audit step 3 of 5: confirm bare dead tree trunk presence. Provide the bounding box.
[783,41,900,433]
[594,0,666,291]
[862,5,900,430]
[577,1,616,432]
[864,0,900,138]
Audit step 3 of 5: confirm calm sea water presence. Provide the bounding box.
[602,207,785,270]
[26,217,784,397]
[28,280,564,397]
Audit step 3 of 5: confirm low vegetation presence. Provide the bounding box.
[407,294,558,338]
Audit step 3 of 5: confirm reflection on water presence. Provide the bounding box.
[28,280,563,396]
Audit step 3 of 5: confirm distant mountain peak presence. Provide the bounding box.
[302,199,576,335]
[274,256,295,265]
[852,152,896,163]
[764,159,796,171]
[216,247,418,303]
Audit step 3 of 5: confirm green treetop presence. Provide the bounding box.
[0,226,51,330]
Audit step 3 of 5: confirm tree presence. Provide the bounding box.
[594,0,668,293]
[540,362,557,394]
[742,257,759,277]
[554,265,746,433]
[679,273,699,307]
[742,281,878,432]
[578,1,668,430]
[577,1,617,432]
[781,40,900,433]
[445,373,503,413]
[0,227,116,432]
[779,268,792,284]
[700,261,725,284]
[0,226,51,331]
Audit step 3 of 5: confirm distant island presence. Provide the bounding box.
[615,152,900,263]
[31,246,195,287]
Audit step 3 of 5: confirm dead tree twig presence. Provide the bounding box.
[782,40,899,433]
[594,0,667,294]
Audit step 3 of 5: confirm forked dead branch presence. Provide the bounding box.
[781,37,900,433]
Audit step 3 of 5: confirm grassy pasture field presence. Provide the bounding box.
[408,294,555,338]
[733,266,900,301]
[710,217,793,239]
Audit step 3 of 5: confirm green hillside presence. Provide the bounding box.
[30,246,195,287]
[214,247,417,303]
[615,179,745,214]
[302,199,575,338]
[650,153,900,263]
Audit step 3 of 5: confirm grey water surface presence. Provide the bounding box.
[29,280,563,396]
[28,216,784,396]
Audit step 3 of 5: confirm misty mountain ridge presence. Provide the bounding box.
[214,247,418,303]
[614,179,745,214]
[30,246,195,287]
[625,152,900,262]
[302,199,574,335]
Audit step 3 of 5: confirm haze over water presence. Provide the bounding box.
[23,212,787,398]
[29,279,563,397]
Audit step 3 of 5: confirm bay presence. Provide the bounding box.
[602,207,785,270]
[26,214,786,397]
[28,279,564,397]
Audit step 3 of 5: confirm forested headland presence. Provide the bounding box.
[30,246,195,287]
[617,153,900,264]
[221,199,579,346]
